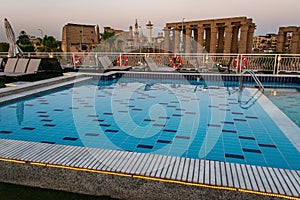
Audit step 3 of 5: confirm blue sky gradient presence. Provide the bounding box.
[0,0,299,42]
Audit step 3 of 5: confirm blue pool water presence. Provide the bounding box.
[0,77,299,170]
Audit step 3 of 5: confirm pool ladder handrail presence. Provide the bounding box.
[239,70,264,93]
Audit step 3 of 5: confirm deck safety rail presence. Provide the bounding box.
[239,70,264,93]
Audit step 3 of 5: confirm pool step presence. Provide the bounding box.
[0,75,92,104]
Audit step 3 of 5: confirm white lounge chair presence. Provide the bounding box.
[98,56,131,72]
[145,57,175,72]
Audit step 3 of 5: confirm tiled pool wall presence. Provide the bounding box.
[0,160,282,200]
[88,72,300,88]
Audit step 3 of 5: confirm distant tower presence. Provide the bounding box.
[146,20,153,44]
[96,25,100,43]
[134,19,139,47]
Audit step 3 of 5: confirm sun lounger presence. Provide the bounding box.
[0,58,18,75]
[98,56,131,72]
[145,57,175,72]
[6,58,41,78]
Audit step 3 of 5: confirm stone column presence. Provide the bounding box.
[163,27,170,52]
[217,26,225,53]
[197,26,204,53]
[224,25,232,53]
[231,25,239,53]
[205,28,211,52]
[174,27,181,53]
[276,29,285,53]
[246,25,255,53]
[239,24,249,53]
[185,27,192,53]
[210,26,218,53]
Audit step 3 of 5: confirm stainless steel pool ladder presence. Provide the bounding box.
[239,70,264,93]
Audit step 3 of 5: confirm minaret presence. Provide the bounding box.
[133,19,139,47]
[146,20,153,44]
[95,24,100,43]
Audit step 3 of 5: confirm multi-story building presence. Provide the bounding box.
[253,34,277,53]
[61,23,100,52]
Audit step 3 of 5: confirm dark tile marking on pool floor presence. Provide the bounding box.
[167,106,177,108]
[0,130,12,134]
[105,129,119,133]
[233,118,247,122]
[222,129,237,134]
[37,111,47,114]
[99,124,111,127]
[132,108,142,111]
[88,114,99,118]
[245,116,259,119]
[137,144,153,149]
[220,109,231,111]
[8,106,17,108]
[25,104,34,106]
[126,105,135,108]
[118,111,128,113]
[208,105,219,108]
[157,140,172,144]
[239,136,256,140]
[159,103,168,105]
[22,127,35,130]
[258,144,277,148]
[225,153,245,160]
[159,116,170,119]
[221,121,234,124]
[40,103,49,105]
[63,137,78,141]
[144,119,155,122]
[175,136,190,140]
[41,141,55,144]
[232,112,243,115]
[43,124,56,127]
[208,124,221,127]
[93,119,105,122]
[85,133,100,137]
[153,124,165,127]
[185,112,197,115]
[172,114,183,117]
[38,115,50,118]
[41,119,53,122]
[53,109,64,112]
[103,112,113,115]
[242,148,262,154]
[69,107,79,110]
[163,129,177,133]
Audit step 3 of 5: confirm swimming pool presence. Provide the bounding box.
[0,75,299,171]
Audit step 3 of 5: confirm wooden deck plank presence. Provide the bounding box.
[96,150,119,171]
[138,154,156,176]
[246,165,258,191]
[126,153,147,175]
[290,170,300,195]
[83,148,107,169]
[115,152,138,173]
[284,170,300,196]
[134,154,152,176]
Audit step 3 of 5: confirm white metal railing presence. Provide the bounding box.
[0,52,299,74]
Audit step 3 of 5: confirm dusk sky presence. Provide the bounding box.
[0,0,299,42]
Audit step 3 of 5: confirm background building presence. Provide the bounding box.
[253,34,277,53]
[61,23,100,52]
